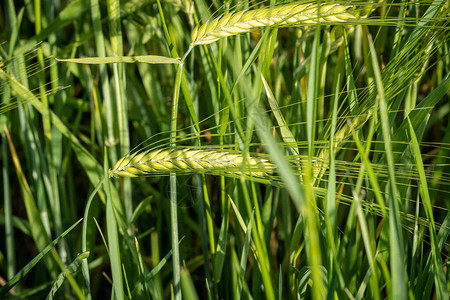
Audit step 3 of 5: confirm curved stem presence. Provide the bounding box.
[81,177,105,300]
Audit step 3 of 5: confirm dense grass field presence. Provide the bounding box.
[1,0,449,299]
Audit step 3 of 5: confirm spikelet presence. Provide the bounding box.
[109,148,276,178]
[190,2,356,46]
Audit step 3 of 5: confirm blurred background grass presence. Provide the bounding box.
[0,0,449,299]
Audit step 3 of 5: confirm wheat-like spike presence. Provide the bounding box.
[109,148,276,178]
[190,2,356,46]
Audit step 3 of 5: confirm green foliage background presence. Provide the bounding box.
[0,0,449,299]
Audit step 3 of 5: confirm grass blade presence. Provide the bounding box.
[57,55,181,64]
[0,219,83,297]
[104,150,124,300]
[407,117,448,299]
[367,30,406,299]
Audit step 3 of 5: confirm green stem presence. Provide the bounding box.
[90,0,117,163]
[81,178,104,300]
[170,60,184,300]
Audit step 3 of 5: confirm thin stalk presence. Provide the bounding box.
[81,178,105,300]
[36,0,58,242]
[90,0,117,163]
[2,1,15,273]
[324,70,346,293]
[104,151,124,300]
[45,0,69,267]
[2,134,15,278]
[304,9,324,299]
[107,0,132,227]
[156,2,198,298]
[306,22,320,156]
[349,121,381,300]
[367,32,406,299]
[169,61,184,300]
